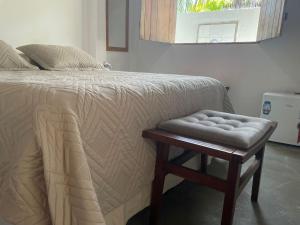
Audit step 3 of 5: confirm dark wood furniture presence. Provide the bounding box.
[142,121,277,225]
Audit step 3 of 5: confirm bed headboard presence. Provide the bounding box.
[0,0,83,48]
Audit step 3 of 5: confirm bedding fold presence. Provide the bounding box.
[0,70,233,225]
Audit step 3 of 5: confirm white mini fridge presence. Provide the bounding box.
[261,92,300,146]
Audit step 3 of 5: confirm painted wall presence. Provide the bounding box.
[0,0,83,48]
[110,0,300,117]
[176,8,260,43]
[82,0,107,61]
[82,0,122,67]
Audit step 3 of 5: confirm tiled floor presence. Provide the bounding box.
[127,143,300,225]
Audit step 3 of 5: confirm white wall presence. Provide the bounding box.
[81,0,129,67]
[82,0,107,61]
[0,0,83,48]
[176,8,260,43]
[108,0,300,117]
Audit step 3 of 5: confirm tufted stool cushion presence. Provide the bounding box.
[159,110,273,149]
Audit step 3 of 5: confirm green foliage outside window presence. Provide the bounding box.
[177,0,262,13]
[189,0,232,12]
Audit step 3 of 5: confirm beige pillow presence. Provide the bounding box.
[0,40,39,71]
[17,44,103,71]
[19,53,40,67]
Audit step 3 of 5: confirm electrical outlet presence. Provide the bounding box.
[103,62,112,70]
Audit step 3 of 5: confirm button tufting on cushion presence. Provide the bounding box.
[159,110,273,149]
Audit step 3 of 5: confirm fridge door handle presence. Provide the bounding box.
[298,123,300,144]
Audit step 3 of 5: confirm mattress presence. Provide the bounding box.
[0,70,233,225]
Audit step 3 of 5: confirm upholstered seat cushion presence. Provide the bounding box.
[159,110,273,149]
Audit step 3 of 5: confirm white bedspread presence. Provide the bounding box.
[0,70,233,225]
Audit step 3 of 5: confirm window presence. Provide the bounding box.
[140,0,286,44]
[176,0,264,43]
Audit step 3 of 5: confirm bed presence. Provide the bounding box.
[0,70,233,225]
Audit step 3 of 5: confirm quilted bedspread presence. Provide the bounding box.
[0,70,233,225]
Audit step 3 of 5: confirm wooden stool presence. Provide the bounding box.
[143,110,277,225]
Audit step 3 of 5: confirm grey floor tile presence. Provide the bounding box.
[127,143,300,225]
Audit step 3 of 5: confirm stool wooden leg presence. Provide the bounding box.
[251,146,265,202]
[150,143,170,225]
[201,153,208,173]
[221,156,241,225]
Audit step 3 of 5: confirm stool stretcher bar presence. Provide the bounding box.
[143,121,277,225]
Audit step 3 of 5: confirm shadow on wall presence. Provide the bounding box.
[125,0,300,116]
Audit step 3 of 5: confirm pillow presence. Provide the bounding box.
[0,40,39,71]
[17,44,103,71]
[19,53,40,67]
